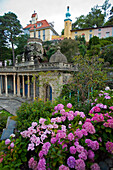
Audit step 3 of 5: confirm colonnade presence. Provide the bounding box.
[0,74,36,100]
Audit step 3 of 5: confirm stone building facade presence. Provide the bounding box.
[0,38,78,101]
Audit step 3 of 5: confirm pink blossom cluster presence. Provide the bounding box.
[82,122,96,134]
[91,113,104,122]
[88,150,95,160]
[90,163,100,170]
[59,165,70,170]
[75,159,86,170]
[103,118,113,128]
[85,139,99,150]
[109,106,113,111]
[106,141,113,154]
[28,157,37,170]
[89,106,101,114]
[37,158,46,170]
[5,139,14,148]
[96,103,107,109]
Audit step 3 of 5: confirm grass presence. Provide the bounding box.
[0,110,13,138]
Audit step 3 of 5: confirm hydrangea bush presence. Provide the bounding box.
[0,87,113,170]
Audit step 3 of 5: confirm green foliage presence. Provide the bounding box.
[14,34,29,56]
[0,135,29,169]
[59,38,79,63]
[69,55,107,102]
[88,36,100,50]
[100,44,113,65]
[0,12,22,65]
[73,0,111,29]
[16,100,54,131]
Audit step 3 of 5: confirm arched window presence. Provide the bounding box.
[45,84,52,101]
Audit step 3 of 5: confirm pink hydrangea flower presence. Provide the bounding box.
[28,157,37,169]
[32,122,37,127]
[10,142,14,148]
[75,159,85,170]
[76,145,84,153]
[67,156,76,168]
[88,150,95,160]
[67,113,74,121]
[78,151,87,160]
[5,139,11,145]
[51,137,57,144]
[39,118,47,124]
[105,96,111,99]
[106,141,113,154]
[90,163,100,170]
[28,143,35,151]
[70,146,76,154]
[82,122,96,134]
[67,103,72,108]
[109,106,113,110]
[57,104,64,110]
[59,165,69,170]
[68,133,74,141]
[37,158,46,170]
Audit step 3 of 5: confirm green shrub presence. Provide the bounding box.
[16,100,54,131]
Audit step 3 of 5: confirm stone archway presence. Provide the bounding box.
[45,84,52,101]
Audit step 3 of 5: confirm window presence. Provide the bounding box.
[98,28,101,31]
[89,34,92,39]
[89,30,92,32]
[75,31,77,34]
[98,33,101,38]
[43,30,45,41]
[106,32,110,37]
[38,30,40,39]
[75,35,77,40]
[37,23,42,27]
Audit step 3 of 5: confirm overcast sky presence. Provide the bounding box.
[0,0,113,35]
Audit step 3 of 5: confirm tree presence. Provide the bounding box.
[68,55,107,102]
[59,38,79,63]
[100,44,113,65]
[102,0,111,20]
[14,34,29,56]
[0,12,22,65]
[73,6,105,29]
[104,6,113,25]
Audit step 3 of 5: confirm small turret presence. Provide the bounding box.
[31,11,38,24]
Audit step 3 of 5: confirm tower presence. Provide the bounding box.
[31,11,38,24]
[64,6,72,39]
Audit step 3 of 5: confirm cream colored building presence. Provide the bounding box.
[23,12,59,41]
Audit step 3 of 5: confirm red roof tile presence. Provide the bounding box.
[24,20,50,31]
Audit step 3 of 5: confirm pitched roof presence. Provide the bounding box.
[23,20,50,30]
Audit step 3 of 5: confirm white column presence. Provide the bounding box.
[33,77,36,100]
[13,74,16,96]
[5,75,8,96]
[27,75,30,99]
[17,75,20,96]
[22,75,25,98]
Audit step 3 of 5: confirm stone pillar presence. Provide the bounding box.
[17,75,20,96]
[33,77,36,100]
[13,74,16,96]
[27,75,30,99]
[0,75,2,96]
[5,75,8,96]
[22,75,25,98]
